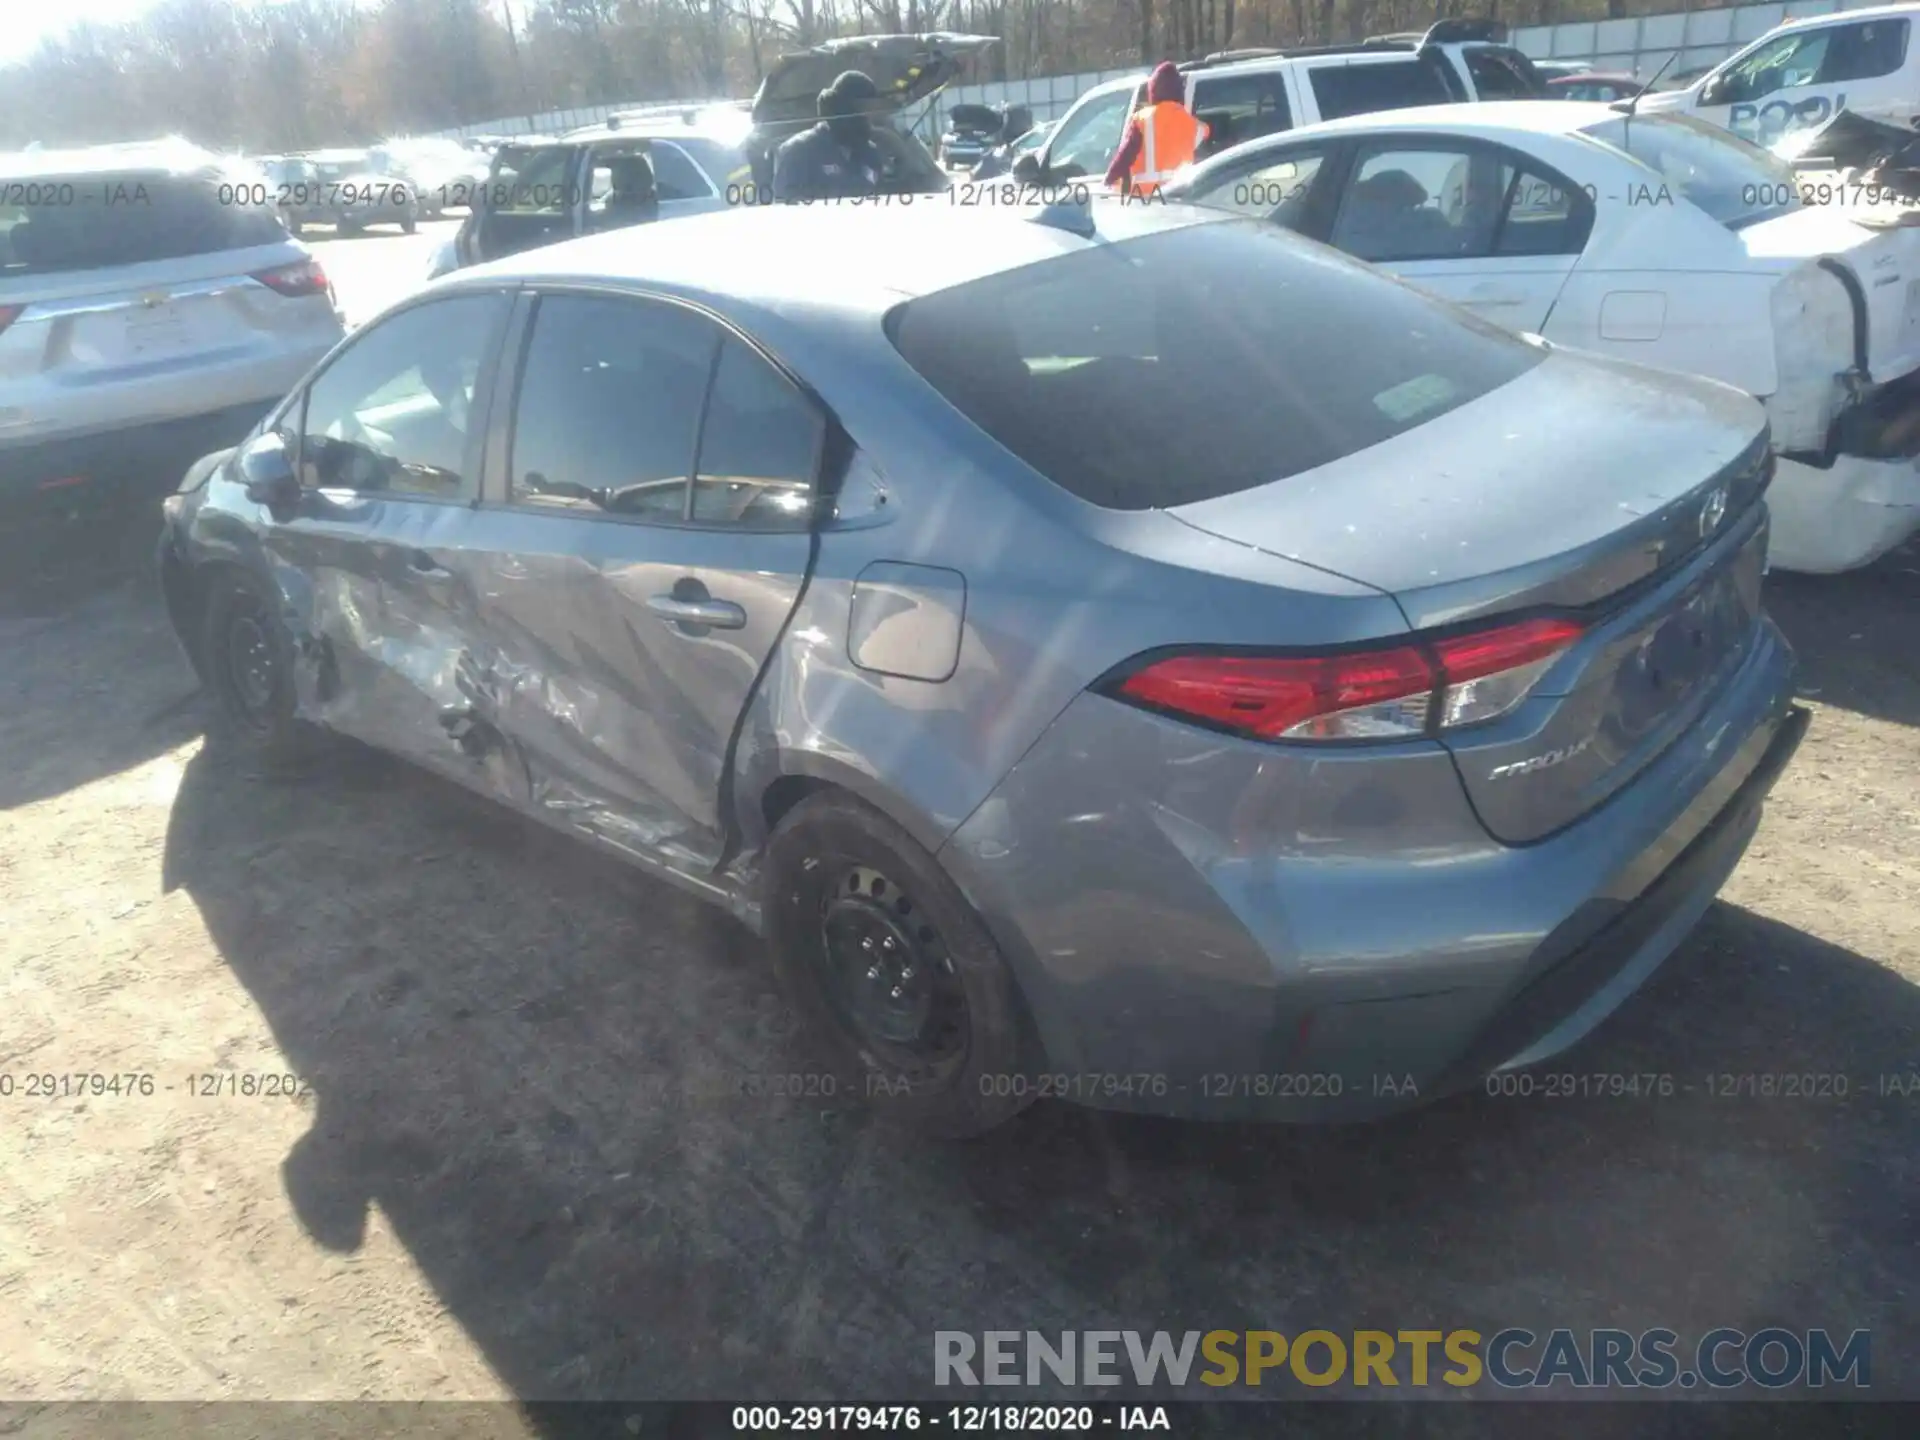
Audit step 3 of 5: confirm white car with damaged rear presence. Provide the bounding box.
[1166,100,1920,574]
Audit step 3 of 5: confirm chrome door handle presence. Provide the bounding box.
[647,594,747,630]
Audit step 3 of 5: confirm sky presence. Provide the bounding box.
[0,0,165,62]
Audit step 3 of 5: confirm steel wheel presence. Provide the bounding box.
[217,589,282,732]
[815,862,969,1081]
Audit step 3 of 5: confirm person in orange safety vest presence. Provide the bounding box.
[1104,61,1210,198]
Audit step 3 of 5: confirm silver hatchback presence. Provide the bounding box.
[158,200,1805,1136]
[2,142,345,523]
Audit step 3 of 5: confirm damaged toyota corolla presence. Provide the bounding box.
[157,199,1808,1137]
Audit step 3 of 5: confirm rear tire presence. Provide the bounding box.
[401,214,417,234]
[764,792,1035,1138]
[199,568,327,769]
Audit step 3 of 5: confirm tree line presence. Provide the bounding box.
[0,0,1738,152]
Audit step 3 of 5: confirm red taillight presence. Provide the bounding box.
[1112,616,1585,743]
[0,303,21,337]
[251,259,329,298]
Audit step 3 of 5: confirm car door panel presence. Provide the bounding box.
[254,293,510,769]
[459,291,823,882]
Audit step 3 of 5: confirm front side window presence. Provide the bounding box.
[1189,150,1328,227]
[1711,29,1832,105]
[1190,72,1293,155]
[1046,89,1135,178]
[888,218,1543,511]
[297,294,504,501]
[508,294,716,519]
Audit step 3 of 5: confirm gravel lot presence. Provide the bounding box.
[0,224,1915,1417]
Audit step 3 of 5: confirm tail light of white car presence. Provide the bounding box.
[251,259,333,302]
[0,304,20,338]
[1105,616,1586,742]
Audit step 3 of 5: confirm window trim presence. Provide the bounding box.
[277,287,514,509]
[1326,135,1596,265]
[487,281,834,533]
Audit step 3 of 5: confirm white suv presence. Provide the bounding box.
[1640,3,1920,147]
[1017,20,1544,186]
[1,141,345,526]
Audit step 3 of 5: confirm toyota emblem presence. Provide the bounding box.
[1698,486,1728,540]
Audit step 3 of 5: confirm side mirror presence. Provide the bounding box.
[1011,151,1042,183]
[240,430,301,518]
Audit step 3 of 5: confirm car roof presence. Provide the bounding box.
[562,105,751,143]
[447,198,1226,311]
[1249,97,1619,145]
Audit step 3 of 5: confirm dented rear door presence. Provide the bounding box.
[448,290,821,879]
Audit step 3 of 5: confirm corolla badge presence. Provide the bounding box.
[1698,485,1729,540]
[1487,735,1592,782]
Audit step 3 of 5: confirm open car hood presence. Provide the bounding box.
[750,33,998,127]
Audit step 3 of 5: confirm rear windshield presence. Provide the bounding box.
[0,171,285,277]
[888,217,1544,510]
[1310,58,1457,119]
[1580,113,1799,228]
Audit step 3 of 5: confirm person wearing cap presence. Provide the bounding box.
[1105,61,1210,198]
[773,69,886,203]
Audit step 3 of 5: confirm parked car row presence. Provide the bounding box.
[12,12,1912,1140]
[157,193,1809,1137]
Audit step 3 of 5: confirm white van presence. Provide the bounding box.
[1639,4,1920,146]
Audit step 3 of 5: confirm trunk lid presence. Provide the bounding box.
[1170,348,1774,842]
[749,33,999,127]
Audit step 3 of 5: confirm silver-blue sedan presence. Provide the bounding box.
[156,197,1807,1136]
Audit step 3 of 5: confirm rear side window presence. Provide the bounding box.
[0,172,284,276]
[648,142,714,201]
[888,219,1543,510]
[508,294,716,519]
[1464,47,1541,100]
[1819,18,1910,84]
[1190,72,1293,154]
[1310,59,1457,120]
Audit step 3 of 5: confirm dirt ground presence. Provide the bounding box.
[0,506,1915,1420]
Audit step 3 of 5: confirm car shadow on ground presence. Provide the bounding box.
[1764,533,1920,729]
[157,726,1918,1411]
[0,510,205,811]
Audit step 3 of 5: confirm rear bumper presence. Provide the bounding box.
[0,401,272,526]
[1767,453,1920,573]
[940,617,1803,1121]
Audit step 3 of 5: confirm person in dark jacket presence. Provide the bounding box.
[773,69,885,202]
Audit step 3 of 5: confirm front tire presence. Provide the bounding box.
[401,213,417,234]
[765,792,1035,1138]
[199,568,325,768]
